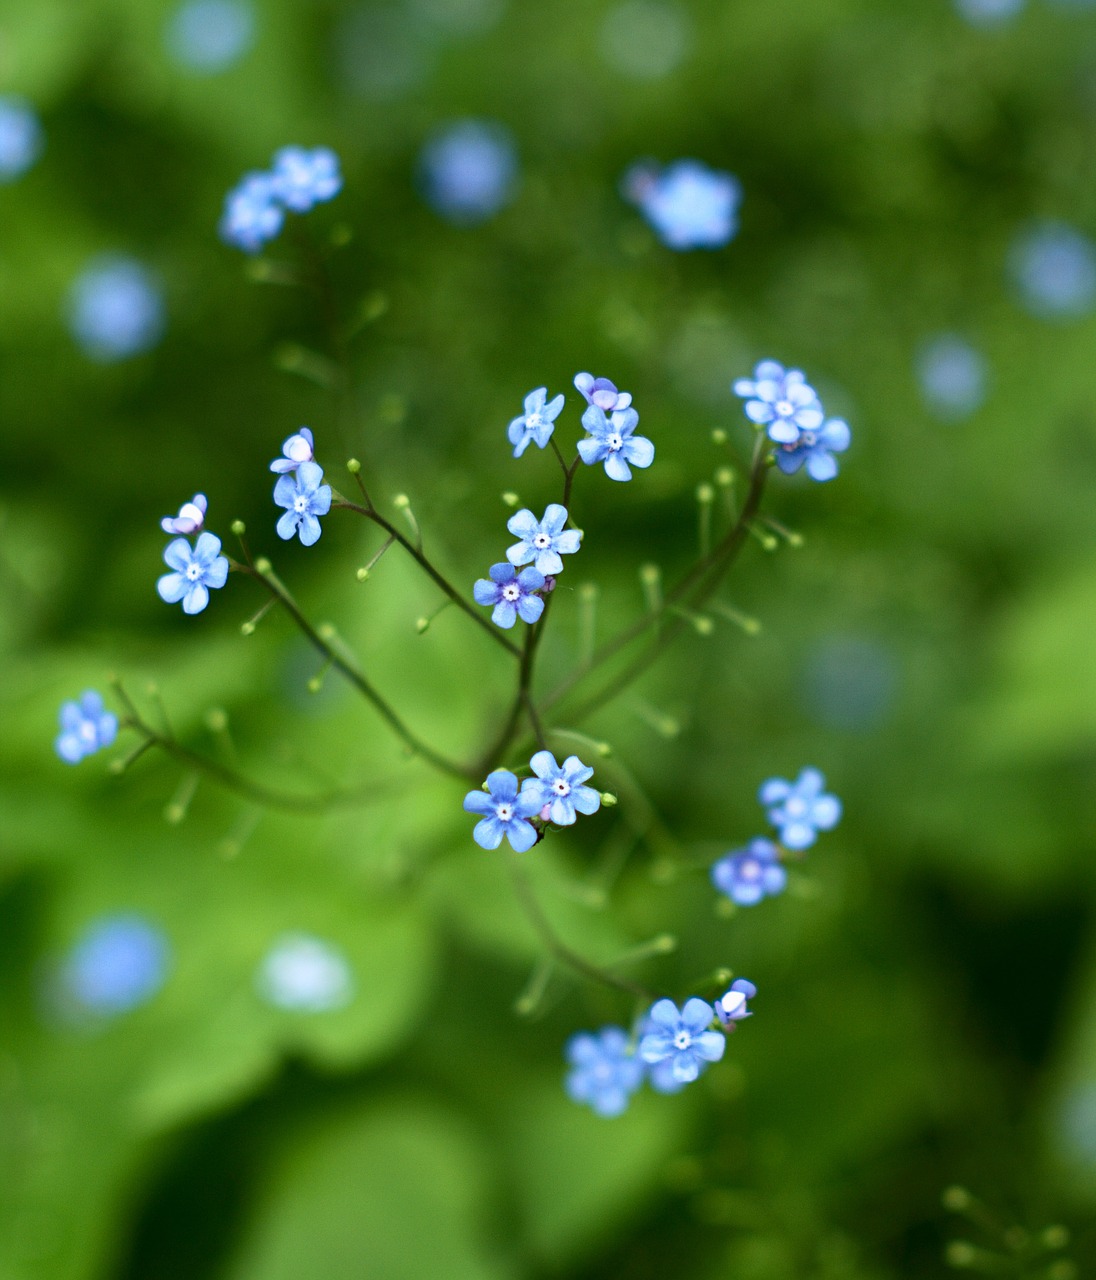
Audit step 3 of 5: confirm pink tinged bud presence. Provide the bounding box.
[716,990,748,1025]
[161,493,207,535]
[539,803,552,822]
[284,433,313,463]
[542,575,557,593]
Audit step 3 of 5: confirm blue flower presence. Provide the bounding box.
[526,751,601,826]
[760,767,842,850]
[624,158,741,251]
[256,933,354,1012]
[774,418,851,482]
[157,531,230,614]
[1009,221,1096,321]
[166,0,255,72]
[67,256,165,361]
[573,372,632,413]
[565,1027,644,1117]
[274,460,332,546]
[220,172,284,252]
[58,914,169,1015]
[639,997,725,1085]
[271,146,343,213]
[506,504,582,576]
[473,563,545,628]
[955,0,1025,26]
[160,492,207,536]
[577,405,654,481]
[463,769,542,852]
[710,838,786,906]
[732,360,824,445]
[916,335,987,421]
[715,978,756,1028]
[419,119,518,225]
[508,387,565,458]
[0,96,43,182]
[55,691,118,765]
[270,426,315,474]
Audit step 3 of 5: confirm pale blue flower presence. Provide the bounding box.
[625,158,740,250]
[419,119,518,224]
[577,405,654,481]
[710,838,786,906]
[508,387,565,458]
[160,493,207,536]
[955,0,1024,25]
[773,418,850,482]
[55,691,118,765]
[916,335,987,421]
[573,372,632,413]
[565,1027,644,1117]
[473,563,545,628]
[715,978,756,1028]
[525,751,601,826]
[1009,221,1096,320]
[273,460,332,546]
[257,934,353,1012]
[639,997,725,1085]
[166,0,255,72]
[59,915,169,1015]
[157,532,230,614]
[0,96,43,181]
[68,257,165,361]
[463,768,542,852]
[271,146,343,213]
[760,767,842,850]
[269,427,315,473]
[733,360,824,445]
[506,504,582,576]
[220,172,284,252]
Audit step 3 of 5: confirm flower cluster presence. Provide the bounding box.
[463,752,601,851]
[55,691,118,765]
[220,146,342,252]
[475,500,583,628]
[733,360,850,481]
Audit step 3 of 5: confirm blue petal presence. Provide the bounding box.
[581,404,609,437]
[507,543,534,567]
[492,600,517,628]
[768,419,800,445]
[273,474,297,508]
[473,816,506,849]
[671,1053,699,1084]
[507,508,538,538]
[570,785,601,815]
[810,795,842,828]
[745,400,774,425]
[205,557,229,589]
[821,418,851,451]
[681,998,715,1033]
[774,447,805,474]
[311,485,333,516]
[157,572,187,603]
[505,818,538,853]
[194,532,222,563]
[490,562,516,584]
[543,503,568,534]
[463,789,496,815]
[577,437,607,465]
[485,769,519,800]
[693,1031,726,1063]
[544,393,565,421]
[759,778,789,804]
[534,550,563,576]
[622,435,654,468]
[780,822,816,850]
[548,797,576,826]
[517,594,544,624]
[298,514,322,546]
[276,510,299,540]
[805,451,838,482]
[603,452,632,482]
[555,530,581,555]
[646,999,680,1031]
[473,579,499,605]
[182,583,210,615]
[517,566,545,592]
[529,750,558,780]
[561,755,594,785]
[56,732,84,763]
[523,387,547,416]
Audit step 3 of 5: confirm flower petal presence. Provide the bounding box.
[517,594,544,624]
[603,452,632,482]
[276,510,299,541]
[163,538,192,573]
[298,514,322,546]
[506,508,538,538]
[473,816,505,849]
[182,583,210,615]
[463,789,495,815]
[485,769,518,800]
[577,437,606,465]
[505,818,538,853]
[622,435,654,469]
[157,572,187,603]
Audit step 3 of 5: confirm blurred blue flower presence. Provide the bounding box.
[624,158,740,250]
[257,933,354,1012]
[600,0,692,80]
[715,978,756,1028]
[60,915,169,1015]
[161,493,207,536]
[773,418,851,482]
[760,767,842,850]
[67,257,165,361]
[803,634,897,731]
[565,1027,644,1117]
[525,750,601,826]
[916,335,987,421]
[271,146,343,213]
[955,0,1025,25]
[157,532,230,614]
[574,371,632,413]
[166,0,255,72]
[463,768,542,852]
[270,427,315,474]
[577,405,655,481]
[1009,221,1096,320]
[219,172,284,252]
[710,838,786,906]
[506,504,582,576]
[639,997,724,1085]
[473,563,545,628]
[419,119,518,224]
[508,387,564,458]
[55,691,118,765]
[733,360,824,445]
[274,460,332,546]
[0,95,43,181]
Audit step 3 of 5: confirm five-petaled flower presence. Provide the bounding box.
[733,360,824,445]
[463,769,542,852]
[219,172,285,253]
[573,372,632,413]
[760,767,842,850]
[157,532,230,614]
[639,997,725,1085]
[565,1027,644,1117]
[269,427,315,474]
[774,418,851,483]
[525,751,601,826]
[274,460,332,546]
[710,837,787,906]
[508,386,565,458]
[55,691,118,764]
[271,146,342,213]
[715,978,756,1028]
[625,159,741,251]
[160,493,207,536]
[506,504,582,576]
[473,563,545,629]
[577,405,654,482]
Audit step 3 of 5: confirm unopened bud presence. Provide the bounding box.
[240,621,256,636]
[696,483,714,505]
[346,458,361,475]
[255,557,272,574]
[942,1187,972,1213]
[600,791,618,806]
[416,616,430,634]
[356,567,370,582]
[306,675,323,694]
[711,428,727,445]
[204,708,228,733]
[944,1241,977,1268]
[693,615,714,636]
[502,491,519,507]
[393,493,410,509]
[230,519,246,536]
[715,466,734,487]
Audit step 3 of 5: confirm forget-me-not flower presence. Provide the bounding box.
[774,418,851,482]
[273,460,332,546]
[573,372,632,413]
[916,335,987,421]
[59,915,170,1015]
[271,146,343,212]
[625,158,741,251]
[565,1027,644,1117]
[508,387,565,458]
[716,978,756,1029]
[55,691,118,765]
[710,838,786,906]
[525,751,601,826]
[220,172,285,252]
[257,933,353,1012]
[577,405,654,481]
[157,532,230,614]
[0,96,43,181]
[67,257,165,361]
[419,119,518,224]
[166,0,255,72]
[639,997,725,1085]
[463,769,542,852]
[161,493,207,536]
[1009,221,1096,321]
[733,360,824,445]
[506,504,582,576]
[760,767,841,850]
[270,427,315,473]
[473,563,545,628]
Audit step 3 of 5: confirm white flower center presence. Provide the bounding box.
[185,563,202,581]
[551,779,570,797]
[496,803,513,822]
[533,533,551,548]
[607,432,623,451]
[740,857,761,881]
[526,412,543,430]
[293,495,309,513]
[673,1030,692,1051]
[502,584,521,601]
[800,431,816,447]
[785,797,808,819]
[776,399,794,417]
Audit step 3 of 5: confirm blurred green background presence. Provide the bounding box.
[4,0,1096,1276]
